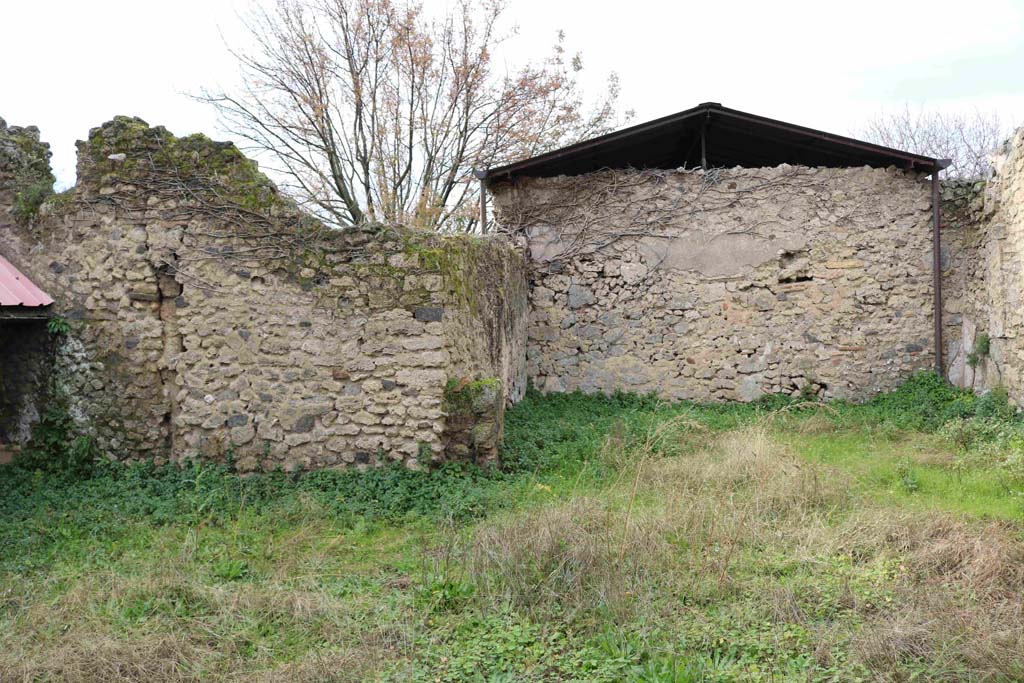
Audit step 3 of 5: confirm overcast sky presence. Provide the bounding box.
[2,0,1023,188]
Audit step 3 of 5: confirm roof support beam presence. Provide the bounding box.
[700,114,709,170]
[714,109,940,172]
[479,177,488,234]
[474,169,489,233]
[931,171,944,377]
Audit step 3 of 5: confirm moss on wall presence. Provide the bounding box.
[0,118,55,224]
[77,116,295,218]
[442,377,503,465]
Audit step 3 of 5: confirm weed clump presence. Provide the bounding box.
[967,331,991,368]
[17,401,97,479]
[858,371,1017,431]
[11,178,54,223]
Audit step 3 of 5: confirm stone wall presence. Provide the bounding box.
[491,165,936,401]
[435,239,529,461]
[10,110,1024,474]
[2,117,527,471]
[942,129,1024,402]
[0,117,57,462]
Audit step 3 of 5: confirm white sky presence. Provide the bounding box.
[2,0,1023,188]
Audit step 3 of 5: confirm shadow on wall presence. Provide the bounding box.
[0,318,53,462]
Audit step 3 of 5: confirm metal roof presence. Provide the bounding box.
[482,102,946,183]
[0,254,53,307]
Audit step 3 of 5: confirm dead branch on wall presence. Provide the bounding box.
[496,166,884,263]
[73,142,388,293]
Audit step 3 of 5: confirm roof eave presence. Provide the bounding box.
[482,102,944,183]
[482,103,709,181]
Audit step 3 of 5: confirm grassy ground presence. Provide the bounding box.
[1,374,1023,682]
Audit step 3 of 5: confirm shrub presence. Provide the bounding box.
[973,385,1016,421]
[1000,449,1024,489]
[939,417,1005,451]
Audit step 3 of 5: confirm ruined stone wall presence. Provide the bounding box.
[0,117,60,460]
[492,166,936,401]
[434,238,529,461]
[2,117,527,471]
[18,110,1024,473]
[942,129,1024,402]
[940,180,993,393]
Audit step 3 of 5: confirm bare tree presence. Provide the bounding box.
[861,105,1007,179]
[202,0,628,231]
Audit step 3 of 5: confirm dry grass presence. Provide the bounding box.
[466,424,848,622]
[792,411,840,436]
[468,496,676,619]
[845,512,1024,681]
[465,423,1024,680]
[0,540,409,683]
[2,634,205,683]
[4,418,1023,681]
[2,634,397,683]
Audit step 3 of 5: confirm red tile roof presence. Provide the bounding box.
[0,254,54,307]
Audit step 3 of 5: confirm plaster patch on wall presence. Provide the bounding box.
[638,232,808,278]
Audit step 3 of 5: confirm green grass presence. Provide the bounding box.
[788,429,1024,519]
[2,373,1023,681]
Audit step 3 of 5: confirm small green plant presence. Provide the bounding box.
[967,332,991,368]
[895,459,920,493]
[632,654,710,683]
[211,558,250,581]
[417,440,434,461]
[976,332,991,357]
[414,578,476,613]
[46,315,70,336]
[12,178,54,224]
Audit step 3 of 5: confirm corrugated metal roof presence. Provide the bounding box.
[0,254,54,307]
[483,102,947,183]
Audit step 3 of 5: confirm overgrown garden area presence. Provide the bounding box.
[2,373,1023,682]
